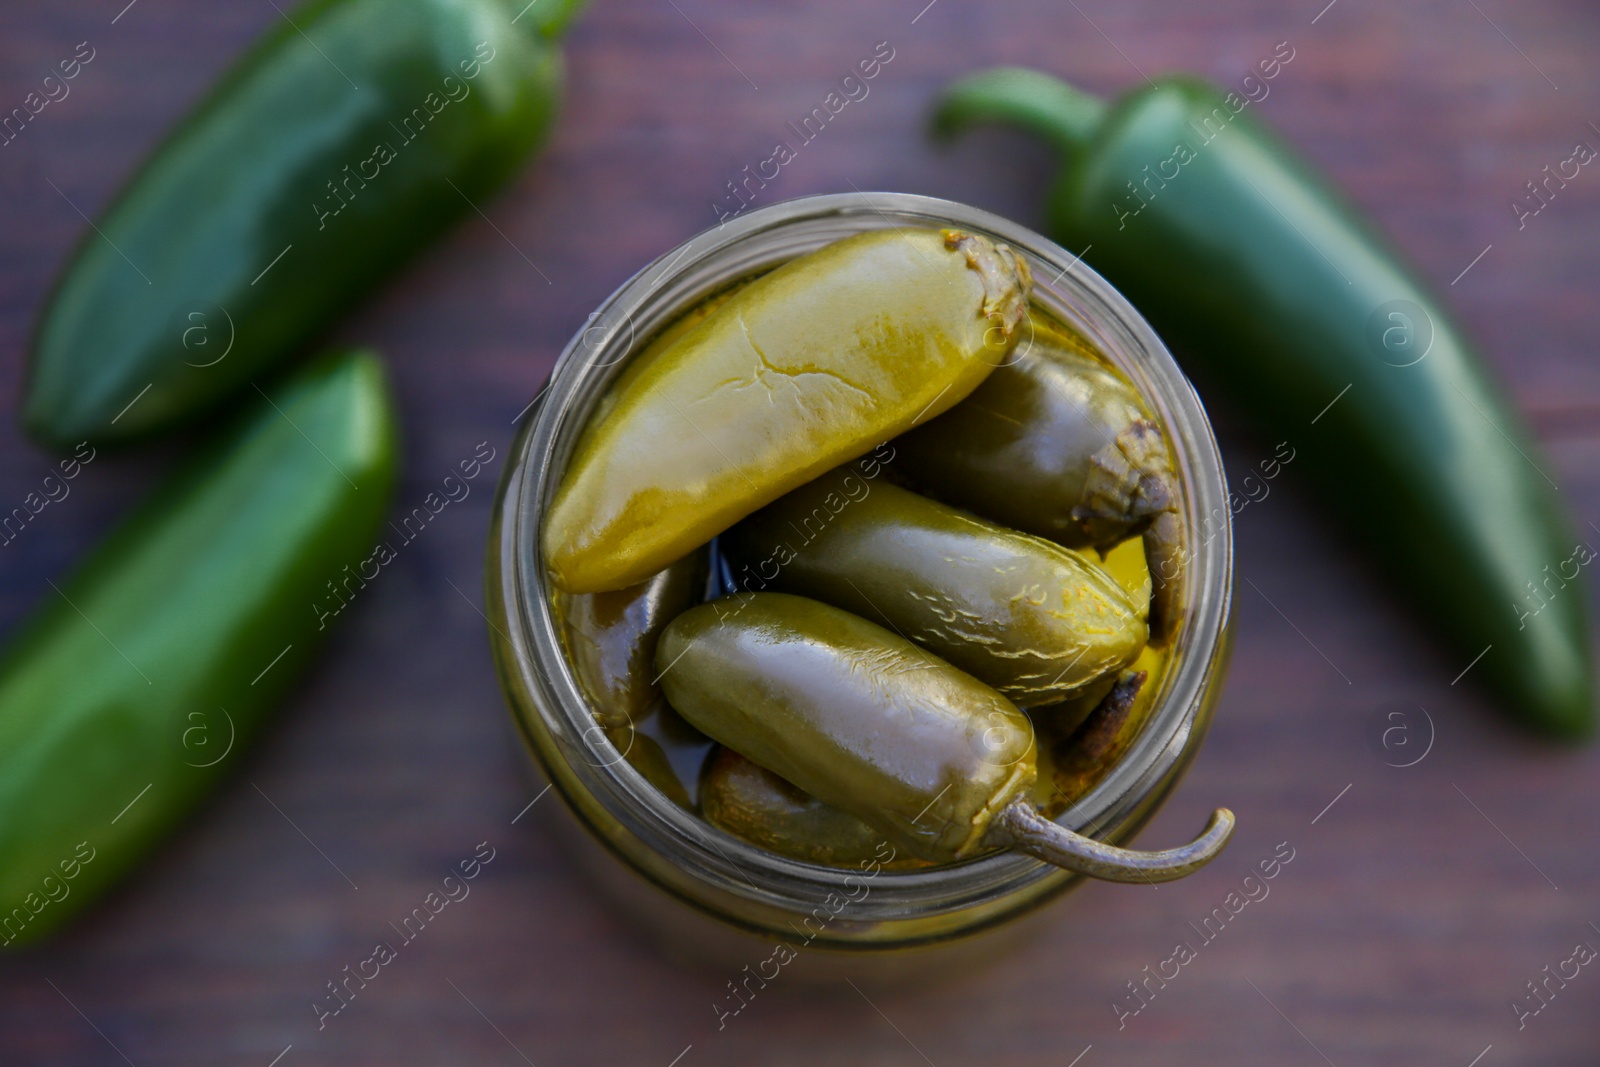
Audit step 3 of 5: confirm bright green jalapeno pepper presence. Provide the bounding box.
[0,349,398,946]
[936,67,1593,739]
[26,0,583,447]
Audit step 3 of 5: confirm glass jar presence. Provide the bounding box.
[486,192,1233,980]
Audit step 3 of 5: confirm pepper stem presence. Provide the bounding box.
[932,68,1109,158]
[509,0,588,40]
[1142,508,1184,646]
[988,800,1234,884]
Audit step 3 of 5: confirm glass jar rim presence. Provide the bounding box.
[495,191,1233,922]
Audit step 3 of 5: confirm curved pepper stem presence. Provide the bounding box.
[511,0,589,40]
[988,800,1234,884]
[932,67,1109,157]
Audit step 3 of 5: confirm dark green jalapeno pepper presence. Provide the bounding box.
[722,470,1145,705]
[701,747,927,869]
[555,549,708,730]
[0,349,398,946]
[657,593,1231,881]
[26,0,583,448]
[935,68,1594,740]
[896,312,1184,643]
[545,228,1032,594]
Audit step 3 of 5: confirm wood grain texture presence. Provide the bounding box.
[1,0,1599,1063]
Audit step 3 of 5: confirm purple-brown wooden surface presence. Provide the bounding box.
[2,1,1598,1063]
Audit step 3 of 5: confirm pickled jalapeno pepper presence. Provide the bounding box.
[612,699,716,811]
[897,313,1184,642]
[556,549,708,729]
[701,747,925,869]
[722,471,1144,705]
[541,227,1226,884]
[657,593,1231,881]
[545,228,1032,594]
[611,728,693,810]
[1047,670,1147,804]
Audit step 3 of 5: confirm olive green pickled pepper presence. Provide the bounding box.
[722,470,1145,705]
[545,228,1032,594]
[555,549,707,729]
[701,747,924,869]
[585,279,752,431]
[613,729,692,810]
[897,313,1184,642]
[1048,669,1148,807]
[657,593,1232,881]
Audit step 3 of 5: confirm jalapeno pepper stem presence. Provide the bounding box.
[988,800,1234,883]
[516,0,589,41]
[1143,509,1184,646]
[932,68,1108,157]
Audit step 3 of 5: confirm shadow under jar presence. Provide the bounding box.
[486,192,1233,982]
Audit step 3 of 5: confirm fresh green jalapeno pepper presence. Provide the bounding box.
[0,349,398,946]
[722,470,1145,705]
[556,549,708,730]
[26,0,583,448]
[896,312,1184,643]
[657,593,1231,881]
[701,747,926,869]
[545,228,1032,594]
[935,68,1594,740]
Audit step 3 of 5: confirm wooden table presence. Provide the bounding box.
[2,1,1598,1063]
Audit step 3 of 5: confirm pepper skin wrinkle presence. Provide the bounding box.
[657,594,1036,863]
[544,228,1031,594]
[723,473,1145,704]
[897,312,1183,643]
